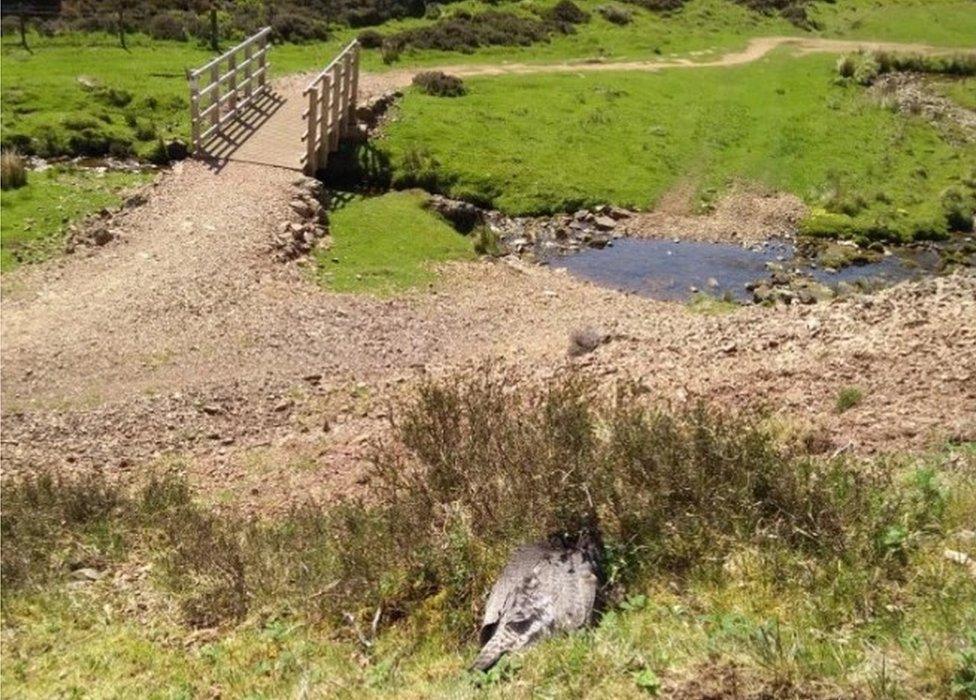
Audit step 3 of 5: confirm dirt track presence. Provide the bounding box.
[2,38,975,514]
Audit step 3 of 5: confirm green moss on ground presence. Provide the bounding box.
[0,166,152,271]
[315,191,474,294]
[378,50,976,241]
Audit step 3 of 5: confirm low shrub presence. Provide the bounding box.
[942,187,976,232]
[628,0,687,10]
[412,71,467,97]
[425,2,443,19]
[147,11,189,42]
[381,36,404,64]
[0,372,953,641]
[734,0,817,29]
[357,29,384,48]
[1,149,28,190]
[384,11,560,54]
[545,0,591,24]
[596,4,633,24]
[271,11,330,43]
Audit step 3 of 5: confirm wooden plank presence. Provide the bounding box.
[305,86,319,175]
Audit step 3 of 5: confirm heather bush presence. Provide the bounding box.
[597,4,633,25]
[412,71,467,97]
[1,370,949,640]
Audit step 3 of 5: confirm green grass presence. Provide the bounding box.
[687,291,740,314]
[931,76,976,111]
[378,49,976,240]
[835,385,864,413]
[315,191,474,293]
[810,0,976,47]
[0,166,152,271]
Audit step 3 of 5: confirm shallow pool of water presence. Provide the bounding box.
[547,237,938,302]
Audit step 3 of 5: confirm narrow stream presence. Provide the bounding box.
[547,238,945,302]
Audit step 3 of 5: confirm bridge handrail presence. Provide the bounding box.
[300,40,360,175]
[189,27,272,80]
[186,27,273,150]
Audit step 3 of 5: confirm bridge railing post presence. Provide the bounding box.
[187,71,201,152]
[348,43,360,129]
[304,86,319,175]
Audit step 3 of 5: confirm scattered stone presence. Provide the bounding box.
[70,567,103,582]
[427,195,483,233]
[568,327,608,357]
[124,193,149,209]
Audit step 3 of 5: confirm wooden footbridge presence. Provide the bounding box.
[186,28,360,174]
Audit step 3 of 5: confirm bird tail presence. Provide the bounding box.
[471,625,521,671]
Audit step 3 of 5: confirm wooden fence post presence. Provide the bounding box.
[318,75,331,169]
[305,87,319,175]
[187,71,201,151]
[227,53,237,114]
[329,63,342,151]
[210,62,221,131]
[244,42,253,99]
[339,53,353,137]
[348,43,360,126]
[258,33,268,89]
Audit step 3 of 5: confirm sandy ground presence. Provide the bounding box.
[2,156,974,514]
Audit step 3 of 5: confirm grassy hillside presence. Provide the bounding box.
[378,50,976,240]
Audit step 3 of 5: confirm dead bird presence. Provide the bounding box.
[472,528,604,671]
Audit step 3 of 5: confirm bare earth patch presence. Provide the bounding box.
[621,185,807,244]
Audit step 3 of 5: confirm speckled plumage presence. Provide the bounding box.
[472,533,603,671]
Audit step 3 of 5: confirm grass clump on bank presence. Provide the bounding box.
[0,165,152,272]
[379,51,976,241]
[1,149,28,190]
[314,191,474,294]
[3,370,974,696]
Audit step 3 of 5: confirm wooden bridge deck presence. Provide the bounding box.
[197,75,308,171]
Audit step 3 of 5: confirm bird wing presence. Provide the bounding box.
[472,570,556,671]
[480,543,553,640]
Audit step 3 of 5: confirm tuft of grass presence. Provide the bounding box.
[314,191,474,294]
[687,291,739,315]
[835,386,864,413]
[0,148,28,190]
